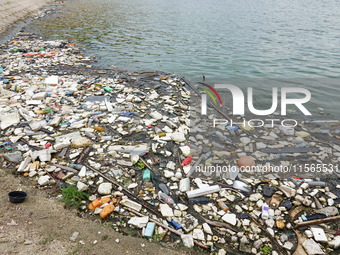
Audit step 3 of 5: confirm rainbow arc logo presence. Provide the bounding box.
[198,82,223,107]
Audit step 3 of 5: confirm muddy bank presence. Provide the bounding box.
[0,0,53,34]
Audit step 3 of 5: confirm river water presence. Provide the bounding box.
[30,0,340,117]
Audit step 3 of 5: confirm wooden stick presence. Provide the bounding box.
[294,215,340,229]
[125,208,210,251]
[85,164,163,218]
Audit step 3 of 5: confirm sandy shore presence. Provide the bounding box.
[0,0,51,34]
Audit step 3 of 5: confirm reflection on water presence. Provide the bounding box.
[29,0,340,117]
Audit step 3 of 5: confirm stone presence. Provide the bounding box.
[302,239,325,255]
[179,145,191,156]
[315,206,338,216]
[202,223,213,235]
[218,249,227,255]
[181,234,194,248]
[265,219,275,228]
[222,213,237,226]
[150,111,163,120]
[253,239,263,249]
[249,193,263,201]
[4,151,23,163]
[283,241,294,250]
[0,112,20,130]
[128,216,149,228]
[279,185,296,198]
[262,185,275,197]
[282,200,292,210]
[192,229,205,241]
[78,166,87,177]
[276,219,285,229]
[70,232,79,241]
[159,204,173,217]
[295,131,311,138]
[328,236,340,249]
[311,227,328,243]
[237,156,255,167]
[171,132,186,143]
[38,175,50,186]
[71,136,93,148]
[77,182,89,192]
[98,183,112,195]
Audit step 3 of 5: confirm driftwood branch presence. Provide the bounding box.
[126,208,210,251]
[294,215,340,229]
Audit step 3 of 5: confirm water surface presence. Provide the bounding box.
[30,0,340,117]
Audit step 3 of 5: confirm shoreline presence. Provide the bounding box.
[0,0,53,35]
[0,2,339,255]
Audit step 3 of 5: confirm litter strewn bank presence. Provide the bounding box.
[0,33,339,255]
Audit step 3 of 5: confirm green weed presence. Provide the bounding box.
[60,185,89,208]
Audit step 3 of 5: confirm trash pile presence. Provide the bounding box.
[0,33,339,255]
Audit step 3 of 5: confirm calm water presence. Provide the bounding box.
[30,0,340,117]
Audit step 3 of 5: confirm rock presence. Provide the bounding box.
[159,204,173,217]
[276,219,285,229]
[280,234,288,243]
[71,136,93,148]
[70,232,79,241]
[295,131,311,138]
[240,235,249,244]
[237,156,255,167]
[240,137,251,145]
[249,193,262,201]
[0,112,20,130]
[239,242,252,253]
[128,216,149,228]
[171,132,186,143]
[302,239,325,255]
[77,182,89,192]
[328,236,340,249]
[311,227,328,243]
[98,183,112,195]
[17,156,32,172]
[164,170,174,178]
[265,219,275,228]
[150,111,163,120]
[262,185,275,197]
[283,241,294,250]
[267,227,274,237]
[202,223,213,235]
[181,234,194,248]
[78,166,87,177]
[282,200,292,210]
[279,185,296,198]
[218,249,227,255]
[192,229,205,241]
[4,151,23,163]
[179,146,191,156]
[253,239,263,249]
[315,206,338,216]
[38,175,50,186]
[222,213,237,226]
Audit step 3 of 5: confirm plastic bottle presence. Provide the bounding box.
[85,132,96,139]
[218,201,229,212]
[181,156,192,166]
[261,203,269,219]
[188,197,212,204]
[158,183,169,194]
[69,164,84,170]
[159,192,176,206]
[142,169,151,183]
[170,219,182,229]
